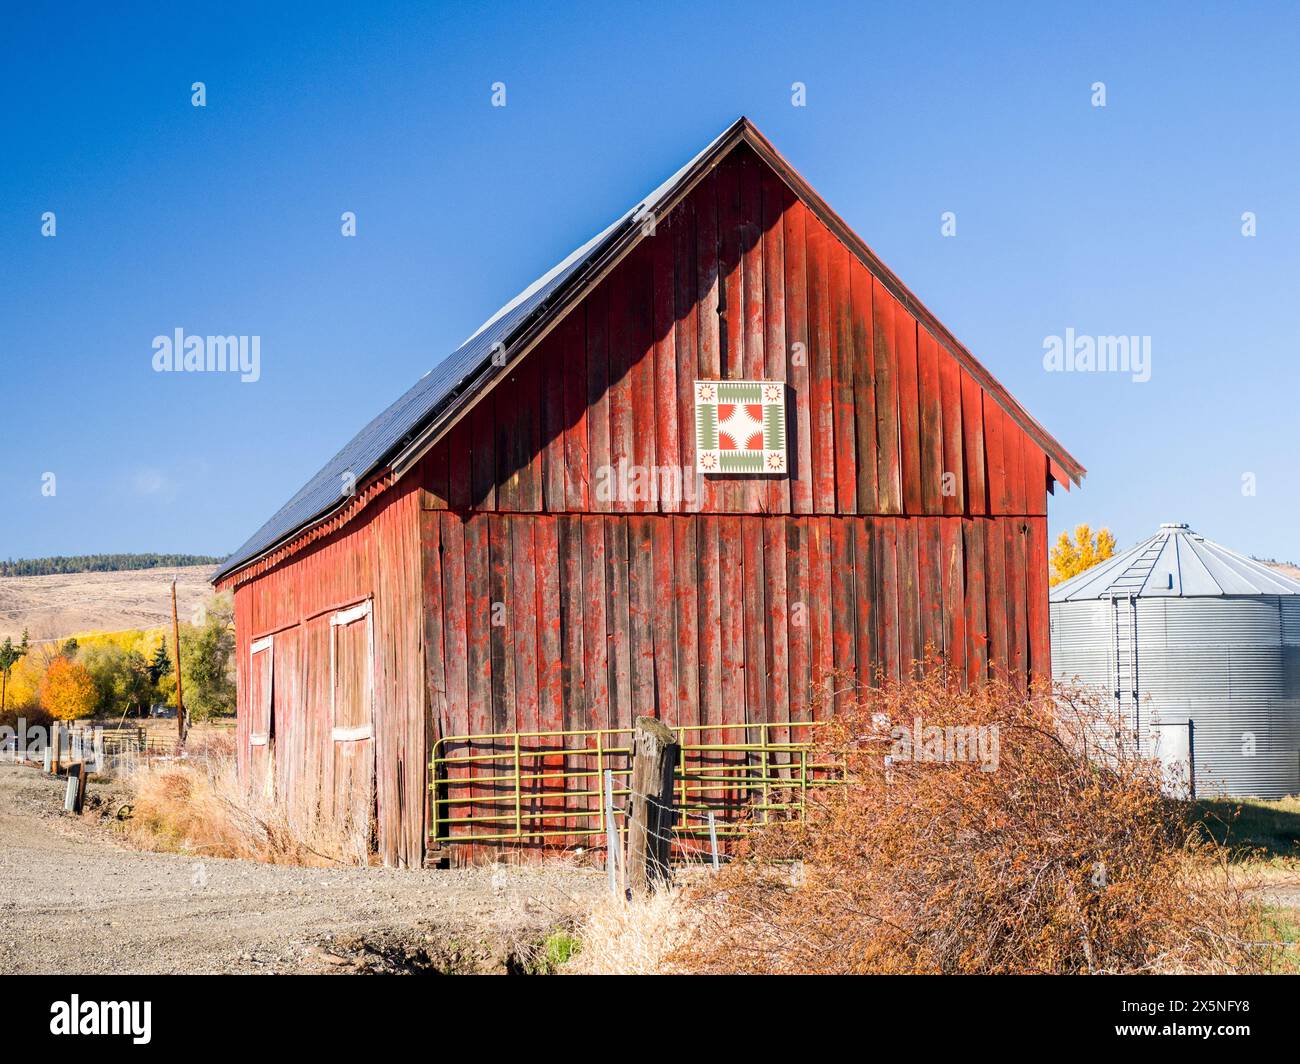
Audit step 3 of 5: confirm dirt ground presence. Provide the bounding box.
[0,763,602,974]
[0,565,217,642]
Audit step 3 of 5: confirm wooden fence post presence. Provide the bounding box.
[626,716,679,895]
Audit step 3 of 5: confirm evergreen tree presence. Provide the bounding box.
[148,639,172,686]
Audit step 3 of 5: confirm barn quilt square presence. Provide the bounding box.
[694,380,786,474]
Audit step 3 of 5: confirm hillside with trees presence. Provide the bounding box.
[0,593,236,726]
[0,553,223,577]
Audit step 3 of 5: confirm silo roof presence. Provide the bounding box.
[1049,523,1300,601]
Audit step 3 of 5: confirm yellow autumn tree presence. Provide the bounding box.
[40,657,98,720]
[1049,524,1117,585]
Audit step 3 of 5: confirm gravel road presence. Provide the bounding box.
[0,763,601,974]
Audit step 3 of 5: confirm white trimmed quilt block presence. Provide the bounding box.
[694,380,787,475]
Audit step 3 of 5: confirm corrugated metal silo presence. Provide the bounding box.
[1050,523,1300,798]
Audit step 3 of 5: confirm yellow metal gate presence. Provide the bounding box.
[428,721,833,855]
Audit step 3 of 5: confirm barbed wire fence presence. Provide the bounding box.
[604,769,728,898]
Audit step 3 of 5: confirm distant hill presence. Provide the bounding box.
[1263,560,1300,583]
[0,553,223,578]
[0,565,219,642]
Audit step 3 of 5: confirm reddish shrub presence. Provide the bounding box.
[677,670,1275,974]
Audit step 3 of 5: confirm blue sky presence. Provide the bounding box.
[3,1,1298,563]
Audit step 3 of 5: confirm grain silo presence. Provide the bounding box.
[1050,523,1300,799]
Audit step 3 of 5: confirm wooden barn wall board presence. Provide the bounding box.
[783,193,814,515]
[807,215,837,512]
[762,168,792,515]
[871,277,903,515]
[850,257,878,514]
[829,232,857,515]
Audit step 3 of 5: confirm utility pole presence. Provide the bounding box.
[171,579,186,750]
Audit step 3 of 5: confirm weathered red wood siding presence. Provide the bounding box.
[414,144,1053,526]
[422,509,1046,729]
[229,481,425,868]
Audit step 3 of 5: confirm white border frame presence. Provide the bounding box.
[329,600,374,743]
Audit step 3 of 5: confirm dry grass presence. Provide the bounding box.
[119,734,369,866]
[0,564,216,643]
[561,885,695,975]
[668,670,1281,975]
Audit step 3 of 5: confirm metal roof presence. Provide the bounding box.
[216,117,1086,585]
[1050,523,1300,601]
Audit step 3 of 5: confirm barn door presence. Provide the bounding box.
[248,636,274,798]
[330,600,376,858]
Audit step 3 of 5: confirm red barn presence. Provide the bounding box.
[214,118,1084,868]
